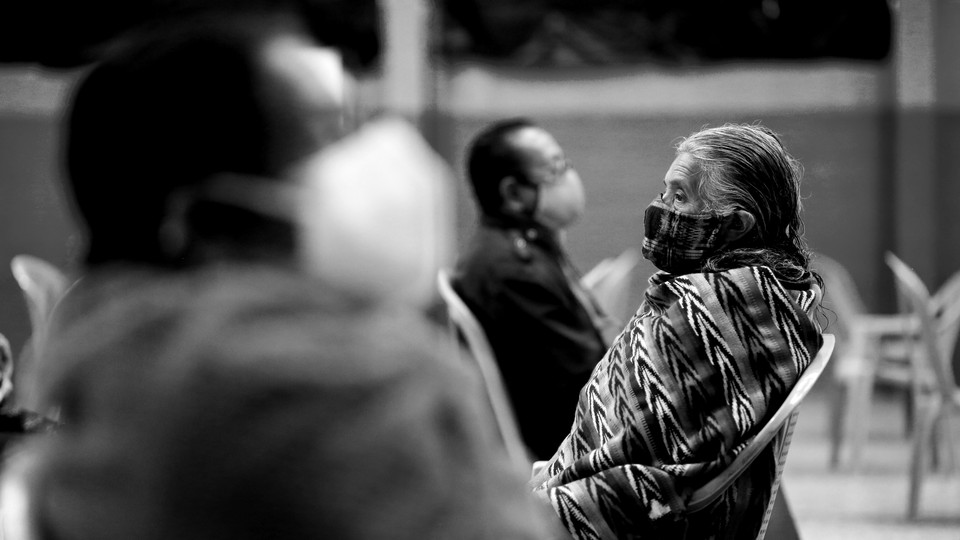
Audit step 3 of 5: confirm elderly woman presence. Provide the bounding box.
[530,124,823,539]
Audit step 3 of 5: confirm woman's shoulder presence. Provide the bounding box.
[642,265,820,316]
[649,265,817,291]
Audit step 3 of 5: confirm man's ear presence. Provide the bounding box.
[722,209,756,243]
[499,176,532,214]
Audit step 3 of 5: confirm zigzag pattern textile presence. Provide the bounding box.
[530,266,822,539]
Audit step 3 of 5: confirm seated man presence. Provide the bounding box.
[453,119,620,460]
[530,124,824,539]
[8,11,558,540]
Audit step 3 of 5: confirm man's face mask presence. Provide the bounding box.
[640,197,734,275]
[203,118,455,307]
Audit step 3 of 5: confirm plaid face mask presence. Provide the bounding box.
[641,197,733,275]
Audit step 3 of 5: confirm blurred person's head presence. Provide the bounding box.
[4,270,550,540]
[65,10,347,269]
[641,123,812,281]
[466,118,585,232]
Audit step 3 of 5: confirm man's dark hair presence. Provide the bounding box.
[65,10,335,268]
[465,117,536,216]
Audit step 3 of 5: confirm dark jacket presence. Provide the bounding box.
[453,216,615,460]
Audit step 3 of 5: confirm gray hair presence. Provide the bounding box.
[676,123,812,280]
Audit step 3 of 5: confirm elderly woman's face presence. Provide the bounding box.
[661,153,707,213]
[642,152,741,274]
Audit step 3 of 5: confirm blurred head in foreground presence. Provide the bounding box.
[65,9,346,268]
[63,9,452,306]
[6,269,550,540]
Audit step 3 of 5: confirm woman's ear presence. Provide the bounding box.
[722,209,756,243]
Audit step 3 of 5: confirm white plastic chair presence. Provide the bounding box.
[10,255,70,344]
[885,252,960,520]
[580,247,641,323]
[10,255,71,411]
[815,254,918,468]
[436,269,531,469]
[687,334,836,539]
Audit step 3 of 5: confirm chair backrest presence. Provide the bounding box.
[10,255,70,341]
[885,252,960,399]
[436,269,531,467]
[580,247,641,322]
[687,334,836,517]
[813,254,869,340]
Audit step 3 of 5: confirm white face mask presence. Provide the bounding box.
[202,117,455,307]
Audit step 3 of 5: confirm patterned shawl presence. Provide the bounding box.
[530,265,822,539]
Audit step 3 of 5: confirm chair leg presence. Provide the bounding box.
[908,400,942,520]
[841,370,875,468]
[762,488,801,540]
[930,413,943,471]
[903,386,915,436]
[943,412,960,473]
[828,379,846,468]
[931,409,960,473]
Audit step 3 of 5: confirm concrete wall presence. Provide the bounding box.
[422,1,960,327]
